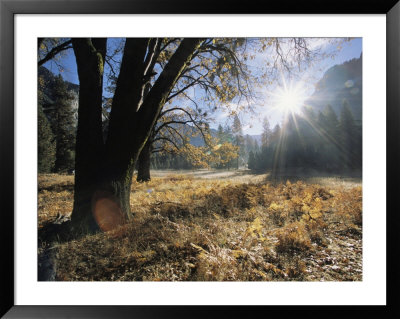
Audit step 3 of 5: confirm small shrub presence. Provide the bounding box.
[275,222,312,254]
[268,202,286,226]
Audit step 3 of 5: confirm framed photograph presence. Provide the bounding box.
[1,0,398,317]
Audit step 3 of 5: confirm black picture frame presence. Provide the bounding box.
[1,0,399,318]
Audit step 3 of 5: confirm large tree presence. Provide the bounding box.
[70,38,202,232]
[39,37,340,234]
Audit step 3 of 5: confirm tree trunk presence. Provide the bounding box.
[101,38,202,222]
[70,38,202,233]
[100,38,150,224]
[137,138,152,182]
[70,39,106,233]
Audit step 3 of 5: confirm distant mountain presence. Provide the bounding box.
[38,66,79,106]
[39,66,79,94]
[163,124,216,147]
[38,66,79,121]
[304,54,362,121]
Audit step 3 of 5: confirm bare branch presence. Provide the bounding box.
[159,107,211,147]
[154,118,193,136]
[143,38,162,81]
[153,136,180,151]
[166,72,208,102]
[38,39,72,66]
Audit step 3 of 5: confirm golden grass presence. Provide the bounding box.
[38,172,362,281]
[38,174,74,228]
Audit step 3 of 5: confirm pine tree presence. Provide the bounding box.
[248,151,256,170]
[38,104,56,173]
[270,124,282,173]
[53,75,76,173]
[339,100,357,170]
[324,104,339,135]
[320,104,341,171]
[261,117,271,148]
[216,124,225,142]
[253,139,260,154]
[244,134,256,155]
[232,114,244,169]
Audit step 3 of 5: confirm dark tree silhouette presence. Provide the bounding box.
[70,38,202,232]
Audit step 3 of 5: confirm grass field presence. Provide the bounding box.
[38,170,362,281]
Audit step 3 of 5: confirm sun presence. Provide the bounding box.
[272,80,307,114]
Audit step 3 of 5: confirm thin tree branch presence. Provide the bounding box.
[38,39,72,66]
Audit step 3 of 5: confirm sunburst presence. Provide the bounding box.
[271,79,307,115]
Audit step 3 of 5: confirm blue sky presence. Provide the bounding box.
[43,38,362,135]
[240,38,363,134]
[212,38,362,135]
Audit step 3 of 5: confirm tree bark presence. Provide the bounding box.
[70,38,106,232]
[137,138,152,182]
[98,39,150,223]
[102,38,202,221]
[70,37,202,233]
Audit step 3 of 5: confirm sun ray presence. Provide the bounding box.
[269,76,308,118]
[300,113,348,158]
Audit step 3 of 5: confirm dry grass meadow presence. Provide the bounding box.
[38,170,362,281]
